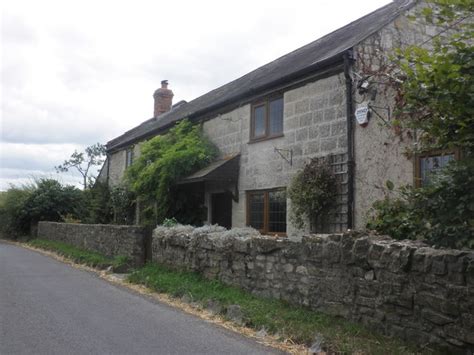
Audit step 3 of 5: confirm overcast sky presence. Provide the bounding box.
[1,0,391,190]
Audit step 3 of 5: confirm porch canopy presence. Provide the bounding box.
[178,154,240,185]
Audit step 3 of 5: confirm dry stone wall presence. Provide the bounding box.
[152,225,474,351]
[37,222,150,267]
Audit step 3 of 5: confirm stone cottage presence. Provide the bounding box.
[98,0,456,238]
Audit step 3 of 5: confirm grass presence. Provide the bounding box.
[24,239,430,353]
[28,239,129,270]
[128,263,422,354]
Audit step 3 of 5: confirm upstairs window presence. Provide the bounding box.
[250,96,284,141]
[247,188,286,235]
[125,147,134,168]
[415,149,459,186]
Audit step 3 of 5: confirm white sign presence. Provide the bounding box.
[355,102,369,126]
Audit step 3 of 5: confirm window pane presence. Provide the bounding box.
[268,190,286,233]
[420,153,454,185]
[253,105,266,137]
[269,97,283,135]
[126,149,133,167]
[249,193,265,230]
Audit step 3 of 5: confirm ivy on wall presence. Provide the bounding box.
[125,119,217,226]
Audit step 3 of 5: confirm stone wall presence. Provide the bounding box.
[202,73,349,235]
[37,222,150,267]
[152,225,474,351]
[352,2,442,229]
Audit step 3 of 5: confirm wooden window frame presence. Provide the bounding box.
[414,148,460,187]
[246,188,287,236]
[249,95,284,142]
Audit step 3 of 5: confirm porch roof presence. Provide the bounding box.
[179,154,240,184]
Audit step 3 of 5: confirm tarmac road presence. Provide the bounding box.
[0,241,282,355]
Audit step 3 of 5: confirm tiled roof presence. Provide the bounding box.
[107,0,415,152]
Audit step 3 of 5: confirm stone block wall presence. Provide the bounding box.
[152,225,474,351]
[37,222,150,267]
[202,72,349,235]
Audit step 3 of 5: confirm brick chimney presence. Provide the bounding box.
[153,80,174,118]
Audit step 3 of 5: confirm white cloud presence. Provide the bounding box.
[1,0,391,190]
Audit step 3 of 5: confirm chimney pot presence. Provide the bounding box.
[153,80,174,118]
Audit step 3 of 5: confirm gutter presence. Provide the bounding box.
[343,49,355,230]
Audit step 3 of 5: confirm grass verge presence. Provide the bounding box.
[28,239,129,270]
[128,263,422,354]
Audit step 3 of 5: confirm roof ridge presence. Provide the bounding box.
[107,0,416,151]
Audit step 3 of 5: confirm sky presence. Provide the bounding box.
[1,0,391,190]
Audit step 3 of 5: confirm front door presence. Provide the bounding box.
[211,192,232,229]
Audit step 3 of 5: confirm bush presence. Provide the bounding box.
[288,157,337,230]
[0,185,35,238]
[0,179,87,237]
[109,184,135,225]
[82,181,113,224]
[367,159,474,249]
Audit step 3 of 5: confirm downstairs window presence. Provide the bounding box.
[415,149,459,186]
[247,188,286,235]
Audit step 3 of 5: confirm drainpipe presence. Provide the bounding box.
[343,50,355,230]
[106,153,111,187]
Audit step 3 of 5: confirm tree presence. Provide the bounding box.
[56,143,106,189]
[367,0,474,249]
[392,0,473,152]
[18,179,86,230]
[0,179,87,237]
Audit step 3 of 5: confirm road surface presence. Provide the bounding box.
[0,241,282,355]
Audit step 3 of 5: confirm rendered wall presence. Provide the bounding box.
[107,144,141,186]
[352,3,441,228]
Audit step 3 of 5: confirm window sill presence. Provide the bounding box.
[254,228,287,237]
[248,134,284,144]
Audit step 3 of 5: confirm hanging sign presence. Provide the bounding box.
[355,102,370,127]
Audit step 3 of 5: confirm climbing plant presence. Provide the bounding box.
[393,0,474,153]
[125,119,217,226]
[288,157,337,231]
[367,0,474,248]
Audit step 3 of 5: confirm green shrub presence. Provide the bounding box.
[82,181,113,224]
[109,184,135,225]
[0,185,35,238]
[162,217,178,227]
[0,179,87,237]
[288,157,337,230]
[368,159,474,249]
